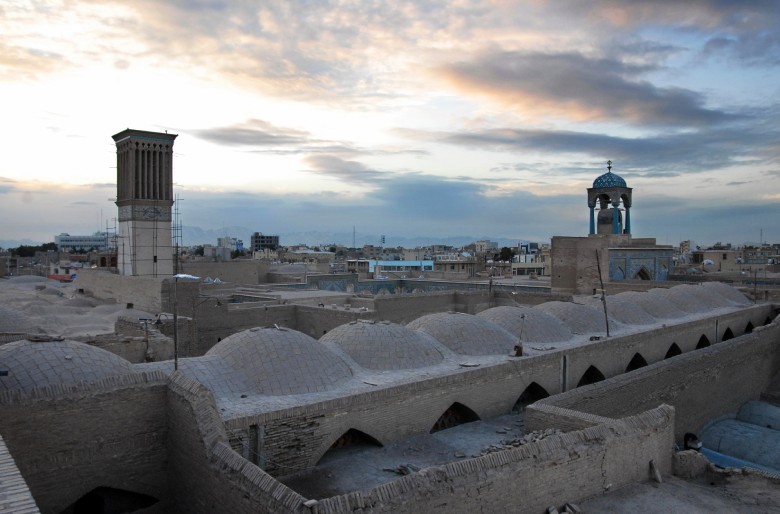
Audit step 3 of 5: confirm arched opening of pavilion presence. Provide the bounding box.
[587,161,632,236]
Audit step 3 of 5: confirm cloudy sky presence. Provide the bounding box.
[1,0,778,247]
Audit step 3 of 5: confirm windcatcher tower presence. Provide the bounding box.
[112,129,177,276]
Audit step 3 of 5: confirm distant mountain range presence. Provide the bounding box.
[178,226,530,249]
[0,239,48,250]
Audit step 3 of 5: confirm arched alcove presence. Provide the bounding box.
[664,343,682,359]
[317,429,383,465]
[634,267,651,280]
[722,327,734,341]
[625,353,648,372]
[577,365,606,387]
[62,487,158,514]
[745,321,754,334]
[329,428,383,449]
[512,382,550,412]
[696,335,710,349]
[73,491,103,514]
[430,402,480,433]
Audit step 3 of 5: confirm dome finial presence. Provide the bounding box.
[607,160,612,173]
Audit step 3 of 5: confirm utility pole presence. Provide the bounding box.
[595,249,611,337]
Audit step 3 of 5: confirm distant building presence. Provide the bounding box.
[433,253,476,279]
[217,237,242,251]
[346,259,370,274]
[54,232,109,252]
[369,260,433,278]
[202,244,232,262]
[691,249,740,272]
[250,232,279,252]
[361,245,383,260]
[742,245,778,266]
[401,248,432,261]
[474,240,498,253]
[512,250,549,276]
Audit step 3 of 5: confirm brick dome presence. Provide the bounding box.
[321,320,444,370]
[407,312,518,356]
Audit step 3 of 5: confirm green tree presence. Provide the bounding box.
[499,247,515,262]
[12,243,57,257]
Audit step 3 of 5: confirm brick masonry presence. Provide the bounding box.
[0,372,168,513]
[0,303,776,513]
[528,319,780,442]
[0,435,39,513]
[221,304,772,476]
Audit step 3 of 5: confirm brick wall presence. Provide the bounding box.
[0,373,168,513]
[75,269,163,312]
[222,303,772,477]
[560,305,772,388]
[225,353,563,476]
[528,318,780,441]
[75,316,175,363]
[310,406,674,514]
[167,369,675,514]
[166,372,307,513]
[0,435,39,513]
[182,260,270,285]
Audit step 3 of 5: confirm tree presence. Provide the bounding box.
[499,247,515,262]
[11,243,57,257]
[193,245,205,257]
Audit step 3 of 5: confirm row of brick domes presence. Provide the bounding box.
[0,282,750,396]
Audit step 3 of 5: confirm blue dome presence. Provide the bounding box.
[593,171,627,188]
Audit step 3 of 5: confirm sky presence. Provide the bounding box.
[1,0,779,248]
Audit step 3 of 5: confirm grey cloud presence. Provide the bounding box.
[191,119,312,147]
[703,33,780,66]
[576,1,780,66]
[191,121,424,158]
[440,51,738,127]
[176,169,780,246]
[177,174,579,243]
[433,120,778,175]
[303,155,386,185]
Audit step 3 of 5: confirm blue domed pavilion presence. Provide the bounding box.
[587,160,632,235]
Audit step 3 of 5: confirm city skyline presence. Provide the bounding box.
[1,1,778,246]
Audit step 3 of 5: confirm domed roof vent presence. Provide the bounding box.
[593,160,627,188]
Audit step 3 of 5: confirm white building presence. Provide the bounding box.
[54,232,110,252]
